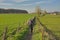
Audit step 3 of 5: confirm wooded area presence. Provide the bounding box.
[0,9,28,13]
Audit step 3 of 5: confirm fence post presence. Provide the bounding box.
[2,26,8,40]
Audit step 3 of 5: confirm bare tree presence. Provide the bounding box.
[35,6,41,17]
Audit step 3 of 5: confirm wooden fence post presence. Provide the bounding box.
[2,26,8,40]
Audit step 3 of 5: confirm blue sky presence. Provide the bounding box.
[0,0,60,13]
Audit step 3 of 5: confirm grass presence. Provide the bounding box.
[0,14,34,31]
[0,14,35,25]
[32,24,42,40]
[0,13,60,40]
[0,13,35,40]
[40,14,60,38]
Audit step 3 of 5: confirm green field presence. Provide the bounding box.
[0,14,35,40]
[0,14,60,40]
[40,14,60,39]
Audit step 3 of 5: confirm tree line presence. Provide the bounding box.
[0,8,28,13]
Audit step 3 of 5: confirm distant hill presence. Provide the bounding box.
[0,8,28,13]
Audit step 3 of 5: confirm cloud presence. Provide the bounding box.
[20,0,53,6]
[0,3,13,6]
[0,0,5,2]
[0,0,13,6]
[35,1,51,4]
[12,0,29,3]
[21,4,33,6]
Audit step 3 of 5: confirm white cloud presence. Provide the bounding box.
[35,1,51,4]
[12,0,29,3]
[0,3,13,6]
[0,0,13,6]
[20,0,52,6]
[0,0,5,2]
[21,4,33,6]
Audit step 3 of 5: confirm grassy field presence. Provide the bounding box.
[40,14,60,39]
[0,13,60,40]
[0,14,35,40]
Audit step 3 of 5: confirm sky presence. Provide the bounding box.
[0,0,60,13]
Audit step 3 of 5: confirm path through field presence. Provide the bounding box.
[19,16,59,40]
[23,25,41,40]
[23,30,33,40]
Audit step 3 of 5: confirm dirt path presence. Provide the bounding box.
[23,30,33,40]
[23,16,36,40]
